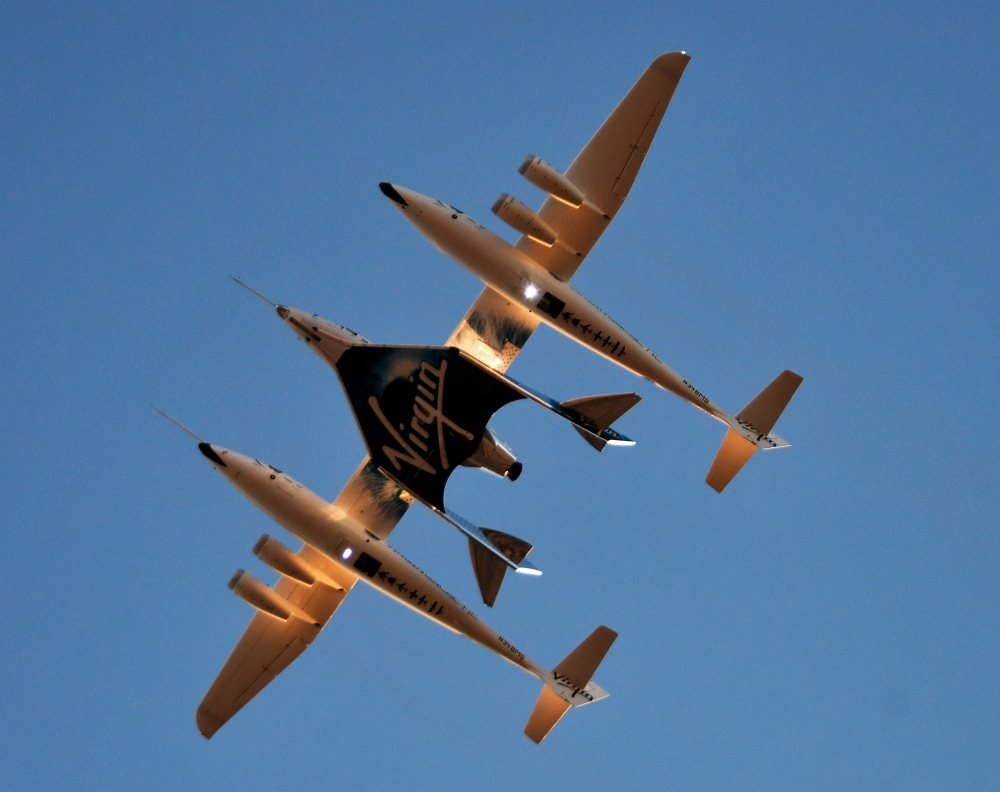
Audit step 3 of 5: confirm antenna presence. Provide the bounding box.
[154,407,204,442]
[231,276,277,307]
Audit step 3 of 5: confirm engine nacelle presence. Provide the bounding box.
[519,155,586,208]
[461,427,522,480]
[491,193,558,247]
[228,569,321,626]
[252,534,343,589]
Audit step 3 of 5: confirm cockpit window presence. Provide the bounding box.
[450,206,464,214]
[268,464,283,474]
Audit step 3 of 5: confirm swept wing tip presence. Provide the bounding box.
[652,51,692,78]
[196,707,224,739]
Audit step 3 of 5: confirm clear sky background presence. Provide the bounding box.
[2,1,998,790]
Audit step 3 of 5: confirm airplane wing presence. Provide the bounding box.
[449,53,690,371]
[515,52,691,283]
[446,286,540,374]
[332,457,415,541]
[196,544,358,738]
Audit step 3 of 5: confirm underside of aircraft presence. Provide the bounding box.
[174,50,803,744]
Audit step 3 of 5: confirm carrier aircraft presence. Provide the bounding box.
[234,278,641,608]
[379,52,802,492]
[186,51,793,743]
[167,417,616,744]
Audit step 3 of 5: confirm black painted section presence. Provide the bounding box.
[199,443,227,467]
[536,292,566,319]
[378,182,408,206]
[353,552,383,578]
[335,345,525,511]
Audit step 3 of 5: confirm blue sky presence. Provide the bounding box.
[2,1,998,789]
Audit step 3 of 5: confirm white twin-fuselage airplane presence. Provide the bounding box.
[184,50,801,745]
[185,433,615,744]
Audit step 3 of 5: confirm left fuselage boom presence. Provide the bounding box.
[198,442,546,678]
[381,185,731,426]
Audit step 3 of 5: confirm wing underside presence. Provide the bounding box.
[196,545,358,738]
[332,457,414,541]
[445,286,540,373]
[448,54,690,371]
[516,52,690,282]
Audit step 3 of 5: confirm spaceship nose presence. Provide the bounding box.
[378,182,408,207]
[199,443,228,467]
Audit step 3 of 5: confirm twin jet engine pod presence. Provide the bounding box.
[253,534,343,590]
[491,193,558,247]
[518,154,586,208]
[461,426,523,481]
[228,569,321,626]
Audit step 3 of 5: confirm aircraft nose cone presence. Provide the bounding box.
[379,182,408,207]
[199,443,228,468]
[276,305,289,319]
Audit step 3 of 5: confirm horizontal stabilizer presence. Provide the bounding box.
[736,370,803,439]
[572,424,611,452]
[525,625,618,744]
[553,625,618,691]
[707,370,803,493]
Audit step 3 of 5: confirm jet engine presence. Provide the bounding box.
[228,569,321,626]
[461,426,522,481]
[253,534,343,589]
[518,155,586,208]
[491,193,558,247]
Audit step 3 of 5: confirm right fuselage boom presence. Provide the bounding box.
[381,184,732,427]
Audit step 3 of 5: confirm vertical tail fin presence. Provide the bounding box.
[706,370,803,493]
[525,687,572,744]
[706,428,759,493]
[524,625,618,744]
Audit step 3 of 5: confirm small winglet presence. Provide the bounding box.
[468,528,535,607]
[559,392,641,451]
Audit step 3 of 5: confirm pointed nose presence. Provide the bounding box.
[199,443,228,468]
[379,182,409,207]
